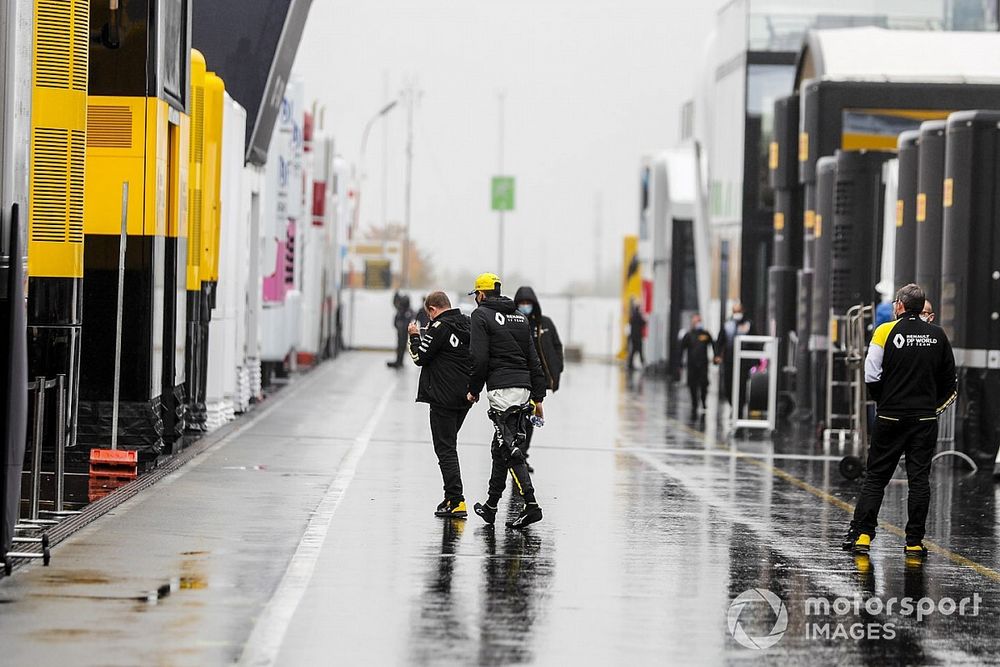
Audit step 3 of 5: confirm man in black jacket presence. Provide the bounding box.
[514,286,564,470]
[843,283,957,558]
[408,291,473,518]
[628,299,646,371]
[678,313,716,417]
[466,273,547,529]
[716,303,752,404]
[388,292,413,368]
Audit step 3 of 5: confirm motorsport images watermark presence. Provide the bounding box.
[727,588,983,648]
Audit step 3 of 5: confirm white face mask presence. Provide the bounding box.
[733,313,743,321]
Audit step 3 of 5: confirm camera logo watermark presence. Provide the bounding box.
[728,589,983,648]
[727,588,789,649]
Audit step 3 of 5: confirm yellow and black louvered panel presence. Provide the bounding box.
[202,72,225,284]
[186,50,207,290]
[84,96,147,235]
[27,0,90,278]
[168,113,190,240]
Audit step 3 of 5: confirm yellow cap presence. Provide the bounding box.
[469,272,501,295]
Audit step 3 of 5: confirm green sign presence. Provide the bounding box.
[491,176,515,211]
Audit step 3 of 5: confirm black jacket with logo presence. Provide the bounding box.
[468,296,547,402]
[408,308,472,409]
[513,286,564,392]
[864,312,957,419]
[679,327,716,386]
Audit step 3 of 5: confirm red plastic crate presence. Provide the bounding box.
[89,449,138,465]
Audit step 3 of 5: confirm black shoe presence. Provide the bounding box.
[526,462,535,473]
[840,528,859,551]
[386,361,400,368]
[435,499,467,518]
[509,503,543,530]
[474,502,497,525]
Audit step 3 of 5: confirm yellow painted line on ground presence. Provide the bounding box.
[660,415,1000,583]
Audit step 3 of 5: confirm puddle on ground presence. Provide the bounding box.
[36,570,113,586]
[25,627,125,642]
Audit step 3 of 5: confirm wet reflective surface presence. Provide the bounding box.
[2,353,1000,665]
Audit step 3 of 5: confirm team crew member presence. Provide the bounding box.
[388,293,414,369]
[716,303,752,404]
[921,300,935,323]
[843,284,957,557]
[678,314,716,417]
[628,299,646,371]
[408,292,473,518]
[467,273,547,529]
[514,286,564,470]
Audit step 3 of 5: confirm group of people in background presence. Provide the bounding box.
[393,280,955,559]
[627,300,753,418]
[391,276,564,530]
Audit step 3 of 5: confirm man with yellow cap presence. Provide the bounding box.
[466,272,547,529]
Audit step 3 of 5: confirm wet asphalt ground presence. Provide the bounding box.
[1,351,999,665]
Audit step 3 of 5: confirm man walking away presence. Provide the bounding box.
[843,283,957,558]
[716,303,752,404]
[628,299,646,371]
[514,286,564,471]
[388,293,413,368]
[678,314,715,418]
[466,273,547,530]
[408,291,473,518]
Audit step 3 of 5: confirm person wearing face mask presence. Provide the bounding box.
[678,313,716,417]
[513,286,564,472]
[921,300,935,323]
[842,284,957,559]
[466,273,547,529]
[716,303,752,405]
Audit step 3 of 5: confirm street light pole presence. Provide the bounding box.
[497,91,505,277]
[353,99,398,240]
[349,99,398,348]
[402,85,414,288]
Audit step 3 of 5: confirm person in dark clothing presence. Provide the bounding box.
[628,299,646,371]
[514,286,564,471]
[415,295,431,329]
[716,303,752,404]
[678,313,716,417]
[387,292,413,368]
[466,273,547,530]
[408,291,472,518]
[843,284,957,558]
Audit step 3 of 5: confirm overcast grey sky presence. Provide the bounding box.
[294,0,723,294]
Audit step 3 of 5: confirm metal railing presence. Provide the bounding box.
[730,335,779,433]
[5,372,79,574]
[824,304,872,454]
[823,304,976,475]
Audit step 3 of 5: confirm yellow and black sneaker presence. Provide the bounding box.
[840,529,859,551]
[852,533,873,554]
[434,499,468,518]
[904,543,928,560]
